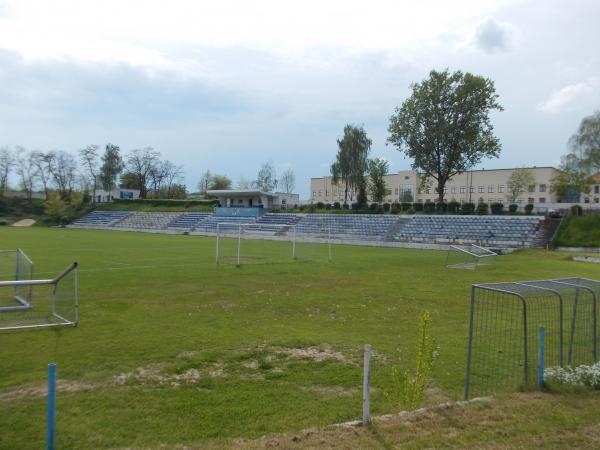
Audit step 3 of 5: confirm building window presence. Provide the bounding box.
[470,186,475,193]
[404,176,410,180]
[594,198,599,203]
[318,191,322,196]
[584,197,590,203]
[478,186,484,193]
[451,187,456,194]
[539,197,546,203]
[395,188,398,195]
[425,188,430,194]
[594,186,599,194]
[325,190,328,196]
[528,184,536,193]
[528,197,534,204]
[498,185,505,193]
[460,186,466,194]
[539,184,547,193]
[488,185,494,193]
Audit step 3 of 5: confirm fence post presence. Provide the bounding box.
[47,363,56,450]
[538,326,545,387]
[363,344,371,425]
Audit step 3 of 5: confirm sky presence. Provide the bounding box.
[0,0,599,198]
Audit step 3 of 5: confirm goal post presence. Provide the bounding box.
[215,222,332,266]
[446,244,496,270]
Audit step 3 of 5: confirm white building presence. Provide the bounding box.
[207,190,300,209]
[94,188,140,203]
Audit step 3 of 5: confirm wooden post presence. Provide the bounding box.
[363,344,371,425]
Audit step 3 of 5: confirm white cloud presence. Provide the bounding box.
[538,81,595,113]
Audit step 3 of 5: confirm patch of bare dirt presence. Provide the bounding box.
[0,380,100,403]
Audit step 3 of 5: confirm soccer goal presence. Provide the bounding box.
[445,244,497,270]
[0,249,78,331]
[215,222,332,266]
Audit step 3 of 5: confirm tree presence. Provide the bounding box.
[197,170,212,194]
[30,151,52,198]
[78,145,100,203]
[14,147,36,202]
[236,175,252,190]
[45,151,78,200]
[0,146,14,196]
[99,143,124,192]
[209,174,232,190]
[368,158,389,203]
[125,147,160,198]
[279,168,296,193]
[331,124,372,204]
[253,161,278,192]
[506,168,536,203]
[570,110,600,172]
[388,69,503,203]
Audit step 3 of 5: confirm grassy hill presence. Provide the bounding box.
[555,214,600,247]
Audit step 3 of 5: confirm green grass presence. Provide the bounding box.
[0,228,598,449]
[556,214,600,247]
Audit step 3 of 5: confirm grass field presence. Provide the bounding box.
[0,227,598,449]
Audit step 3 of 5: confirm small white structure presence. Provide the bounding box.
[94,188,140,203]
[207,190,299,210]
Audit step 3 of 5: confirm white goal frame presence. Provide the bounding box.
[215,222,332,266]
[445,244,497,270]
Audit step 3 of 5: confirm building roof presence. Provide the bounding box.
[206,189,278,198]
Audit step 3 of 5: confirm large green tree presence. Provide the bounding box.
[99,143,124,191]
[331,124,372,205]
[368,158,389,203]
[388,69,503,203]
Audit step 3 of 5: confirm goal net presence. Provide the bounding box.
[0,249,78,331]
[445,244,496,270]
[215,222,332,266]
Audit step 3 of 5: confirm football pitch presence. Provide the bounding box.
[0,227,597,448]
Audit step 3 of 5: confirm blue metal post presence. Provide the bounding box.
[47,363,56,450]
[538,326,545,387]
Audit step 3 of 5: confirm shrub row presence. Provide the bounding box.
[307,201,536,215]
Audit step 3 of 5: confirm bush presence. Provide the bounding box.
[333,202,341,210]
[401,202,412,211]
[412,202,424,212]
[490,202,504,214]
[0,219,7,226]
[382,203,390,212]
[435,202,447,213]
[571,204,583,216]
[476,202,488,215]
[406,208,415,215]
[508,203,518,213]
[385,310,437,411]
[447,201,460,214]
[369,202,379,211]
[391,207,400,214]
[524,204,534,215]
[316,202,325,209]
[423,202,435,213]
[461,202,475,215]
[342,203,350,210]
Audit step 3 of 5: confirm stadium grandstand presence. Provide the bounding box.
[70,209,554,249]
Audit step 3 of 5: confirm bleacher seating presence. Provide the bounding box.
[113,212,184,230]
[194,215,257,232]
[167,212,213,231]
[389,215,542,246]
[71,211,132,227]
[295,214,398,239]
[244,213,299,232]
[70,210,547,247]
